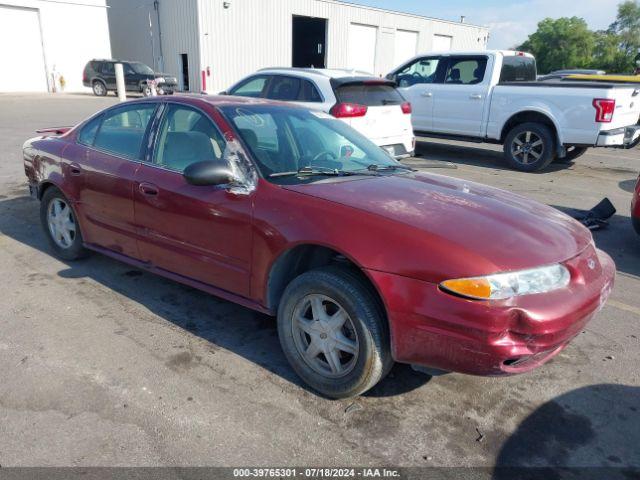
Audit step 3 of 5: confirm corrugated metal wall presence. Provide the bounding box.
[109,0,488,94]
[1,0,111,92]
[196,0,488,93]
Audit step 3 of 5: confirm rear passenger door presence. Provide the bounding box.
[430,55,491,137]
[76,102,157,259]
[100,61,117,90]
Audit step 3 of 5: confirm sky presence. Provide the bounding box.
[346,0,622,49]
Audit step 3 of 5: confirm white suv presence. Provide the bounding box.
[224,68,415,159]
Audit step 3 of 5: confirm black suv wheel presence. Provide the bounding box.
[92,80,107,97]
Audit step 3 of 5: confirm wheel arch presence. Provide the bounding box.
[265,243,388,321]
[500,110,561,147]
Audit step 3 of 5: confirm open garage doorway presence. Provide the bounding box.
[292,16,327,68]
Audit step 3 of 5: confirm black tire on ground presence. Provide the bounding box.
[40,187,89,261]
[557,146,588,163]
[503,122,556,172]
[277,265,393,398]
[92,80,107,97]
[633,217,640,236]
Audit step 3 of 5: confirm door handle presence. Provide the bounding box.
[69,163,82,176]
[469,94,483,100]
[138,182,159,196]
[422,91,433,98]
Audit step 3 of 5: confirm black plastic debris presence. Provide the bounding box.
[563,198,616,230]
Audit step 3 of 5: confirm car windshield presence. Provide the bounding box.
[219,105,405,182]
[130,62,154,75]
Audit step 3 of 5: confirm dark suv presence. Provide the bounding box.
[83,59,178,96]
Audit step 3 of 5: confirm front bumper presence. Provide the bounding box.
[596,125,640,148]
[367,245,615,376]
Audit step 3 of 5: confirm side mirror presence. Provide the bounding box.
[385,73,396,82]
[219,90,228,95]
[183,161,235,186]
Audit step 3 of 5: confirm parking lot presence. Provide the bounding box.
[0,93,639,471]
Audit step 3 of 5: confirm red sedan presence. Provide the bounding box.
[23,95,615,398]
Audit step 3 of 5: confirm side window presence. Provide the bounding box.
[445,57,488,85]
[299,80,323,102]
[396,57,442,87]
[154,104,226,173]
[93,104,156,159]
[124,63,136,75]
[101,62,115,76]
[78,115,102,146]
[230,76,268,98]
[267,76,301,101]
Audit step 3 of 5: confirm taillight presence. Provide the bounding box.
[401,102,412,114]
[330,103,368,118]
[593,98,616,123]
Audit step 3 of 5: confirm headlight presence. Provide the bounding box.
[439,264,571,301]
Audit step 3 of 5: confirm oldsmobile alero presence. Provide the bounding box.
[23,95,615,398]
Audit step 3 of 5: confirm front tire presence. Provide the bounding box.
[504,122,556,172]
[277,266,393,398]
[40,187,88,261]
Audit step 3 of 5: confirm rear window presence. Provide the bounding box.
[335,83,404,106]
[500,56,537,83]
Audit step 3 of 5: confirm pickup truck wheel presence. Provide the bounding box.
[504,123,555,172]
[277,266,393,398]
[557,146,588,163]
[40,187,89,261]
[92,80,107,97]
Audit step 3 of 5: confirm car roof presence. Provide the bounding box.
[123,94,303,109]
[256,67,378,80]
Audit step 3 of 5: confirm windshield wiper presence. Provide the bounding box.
[365,163,415,172]
[270,166,359,178]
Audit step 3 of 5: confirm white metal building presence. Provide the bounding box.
[107,0,489,94]
[0,0,112,92]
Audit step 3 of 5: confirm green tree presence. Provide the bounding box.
[608,0,640,71]
[593,30,627,71]
[517,17,596,73]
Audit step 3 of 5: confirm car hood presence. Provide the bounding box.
[283,172,592,277]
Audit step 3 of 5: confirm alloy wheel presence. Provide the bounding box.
[511,131,544,165]
[291,294,359,378]
[93,82,105,96]
[47,198,76,249]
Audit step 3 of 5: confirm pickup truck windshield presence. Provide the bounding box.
[219,105,403,180]
[500,56,537,83]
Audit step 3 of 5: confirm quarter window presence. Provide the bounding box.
[230,76,268,98]
[300,80,323,102]
[444,57,488,85]
[154,104,227,173]
[78,115,102,146]
[92,104,156,159]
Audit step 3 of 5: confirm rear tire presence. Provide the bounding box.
[40,187,88,261]
[633,217,640,236]
[504,122,556,172]
[557,146,588,163]
[277,266,393,398]
[92,80,107,97]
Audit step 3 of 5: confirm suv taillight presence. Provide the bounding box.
[593,98,616,123]
[401,102,412,114]
[330,103,368,118]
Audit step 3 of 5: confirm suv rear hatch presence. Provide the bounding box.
[330,79,412,142]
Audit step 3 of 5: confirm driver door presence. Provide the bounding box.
[394,56,444,132]
[133,103,254,297]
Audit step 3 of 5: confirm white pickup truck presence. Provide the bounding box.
[387,50,640,171]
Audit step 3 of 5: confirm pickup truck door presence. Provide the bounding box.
[393,56,446,132]
[430,55,491,137]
